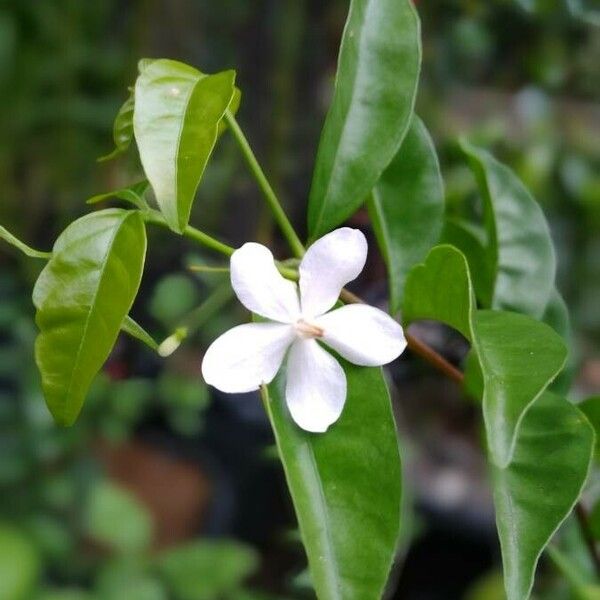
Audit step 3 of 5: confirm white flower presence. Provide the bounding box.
[201,228,407,433]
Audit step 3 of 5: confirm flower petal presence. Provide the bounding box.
[299,227,368,317]
[315,304,407,366]
[231,242,300,322]
[202,322,294,393]
[285,339,346,433]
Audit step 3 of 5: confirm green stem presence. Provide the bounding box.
[144,209,235,257]
[144,209,299,281]
[225,111,305,258]
[0,225,52,259]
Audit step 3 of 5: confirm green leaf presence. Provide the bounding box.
[307,0,421,239]
[87,180,150,210]
[96,561,167,600]
[475,309,567,467]
[579,396,600,460]
[440,218,494,307]
[0,524,40,600]
[368,117,444,314]
[33,209,147,425]
[402,243,475,339]
[121,316,159,352]
[403,245,567,466]
[85,481,153,554]
[98,91,135,162]
[548,545,600,600]
[460,141,556,319]
[263,362,401,600]
[0,224,52,259]
[493,392,594,600]
[542,288,575,395]
[133,59,236,233]
[156,540,258,600]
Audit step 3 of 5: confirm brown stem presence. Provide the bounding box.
[340,288,600,574]
[339,288,464,384]
[575,504,600,575]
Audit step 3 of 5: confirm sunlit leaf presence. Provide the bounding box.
[264,362,401,600]
[368,117,444,314]
[307,0,421,238]
[134,59,236,233]
[33,209,147,425]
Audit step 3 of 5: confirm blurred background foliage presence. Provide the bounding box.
[0,0,598,598]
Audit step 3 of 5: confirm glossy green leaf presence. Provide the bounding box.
[579,396,600,460]
[475,309,567,467]
[493,392,594,600]
[307,0,421,239]
[156,540,258,600]
[134,59,236,233]
[403,244,475,339]
[542,288,575,395]
[368,117,444,314]
[122,316,159,352]
[403,245,567,466]
[33,209,147,425]
[441,218,494,307]
[461,141,556,319]
[0,224,52,259]
[264,362,401,600]
[87,180,150,210]
[98,91,135,162]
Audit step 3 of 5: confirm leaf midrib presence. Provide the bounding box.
[61,212,130,420]
[265,393,344,600]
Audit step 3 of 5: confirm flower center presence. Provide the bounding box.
[294,318,324,339]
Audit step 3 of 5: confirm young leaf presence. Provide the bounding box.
[0,224,52,259]
[403,245,567,467]
[98,91,135,162]
[87,180,150,210]
[368,117,444,314]
[460,141,556,319]
[493,392,594,600]
[307,0,421,239]
[121,315,159,352]
[133,59,236,233]
[33,209,147,425]
[264,362,401,600]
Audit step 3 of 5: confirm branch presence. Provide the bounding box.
[338,288,464,384]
